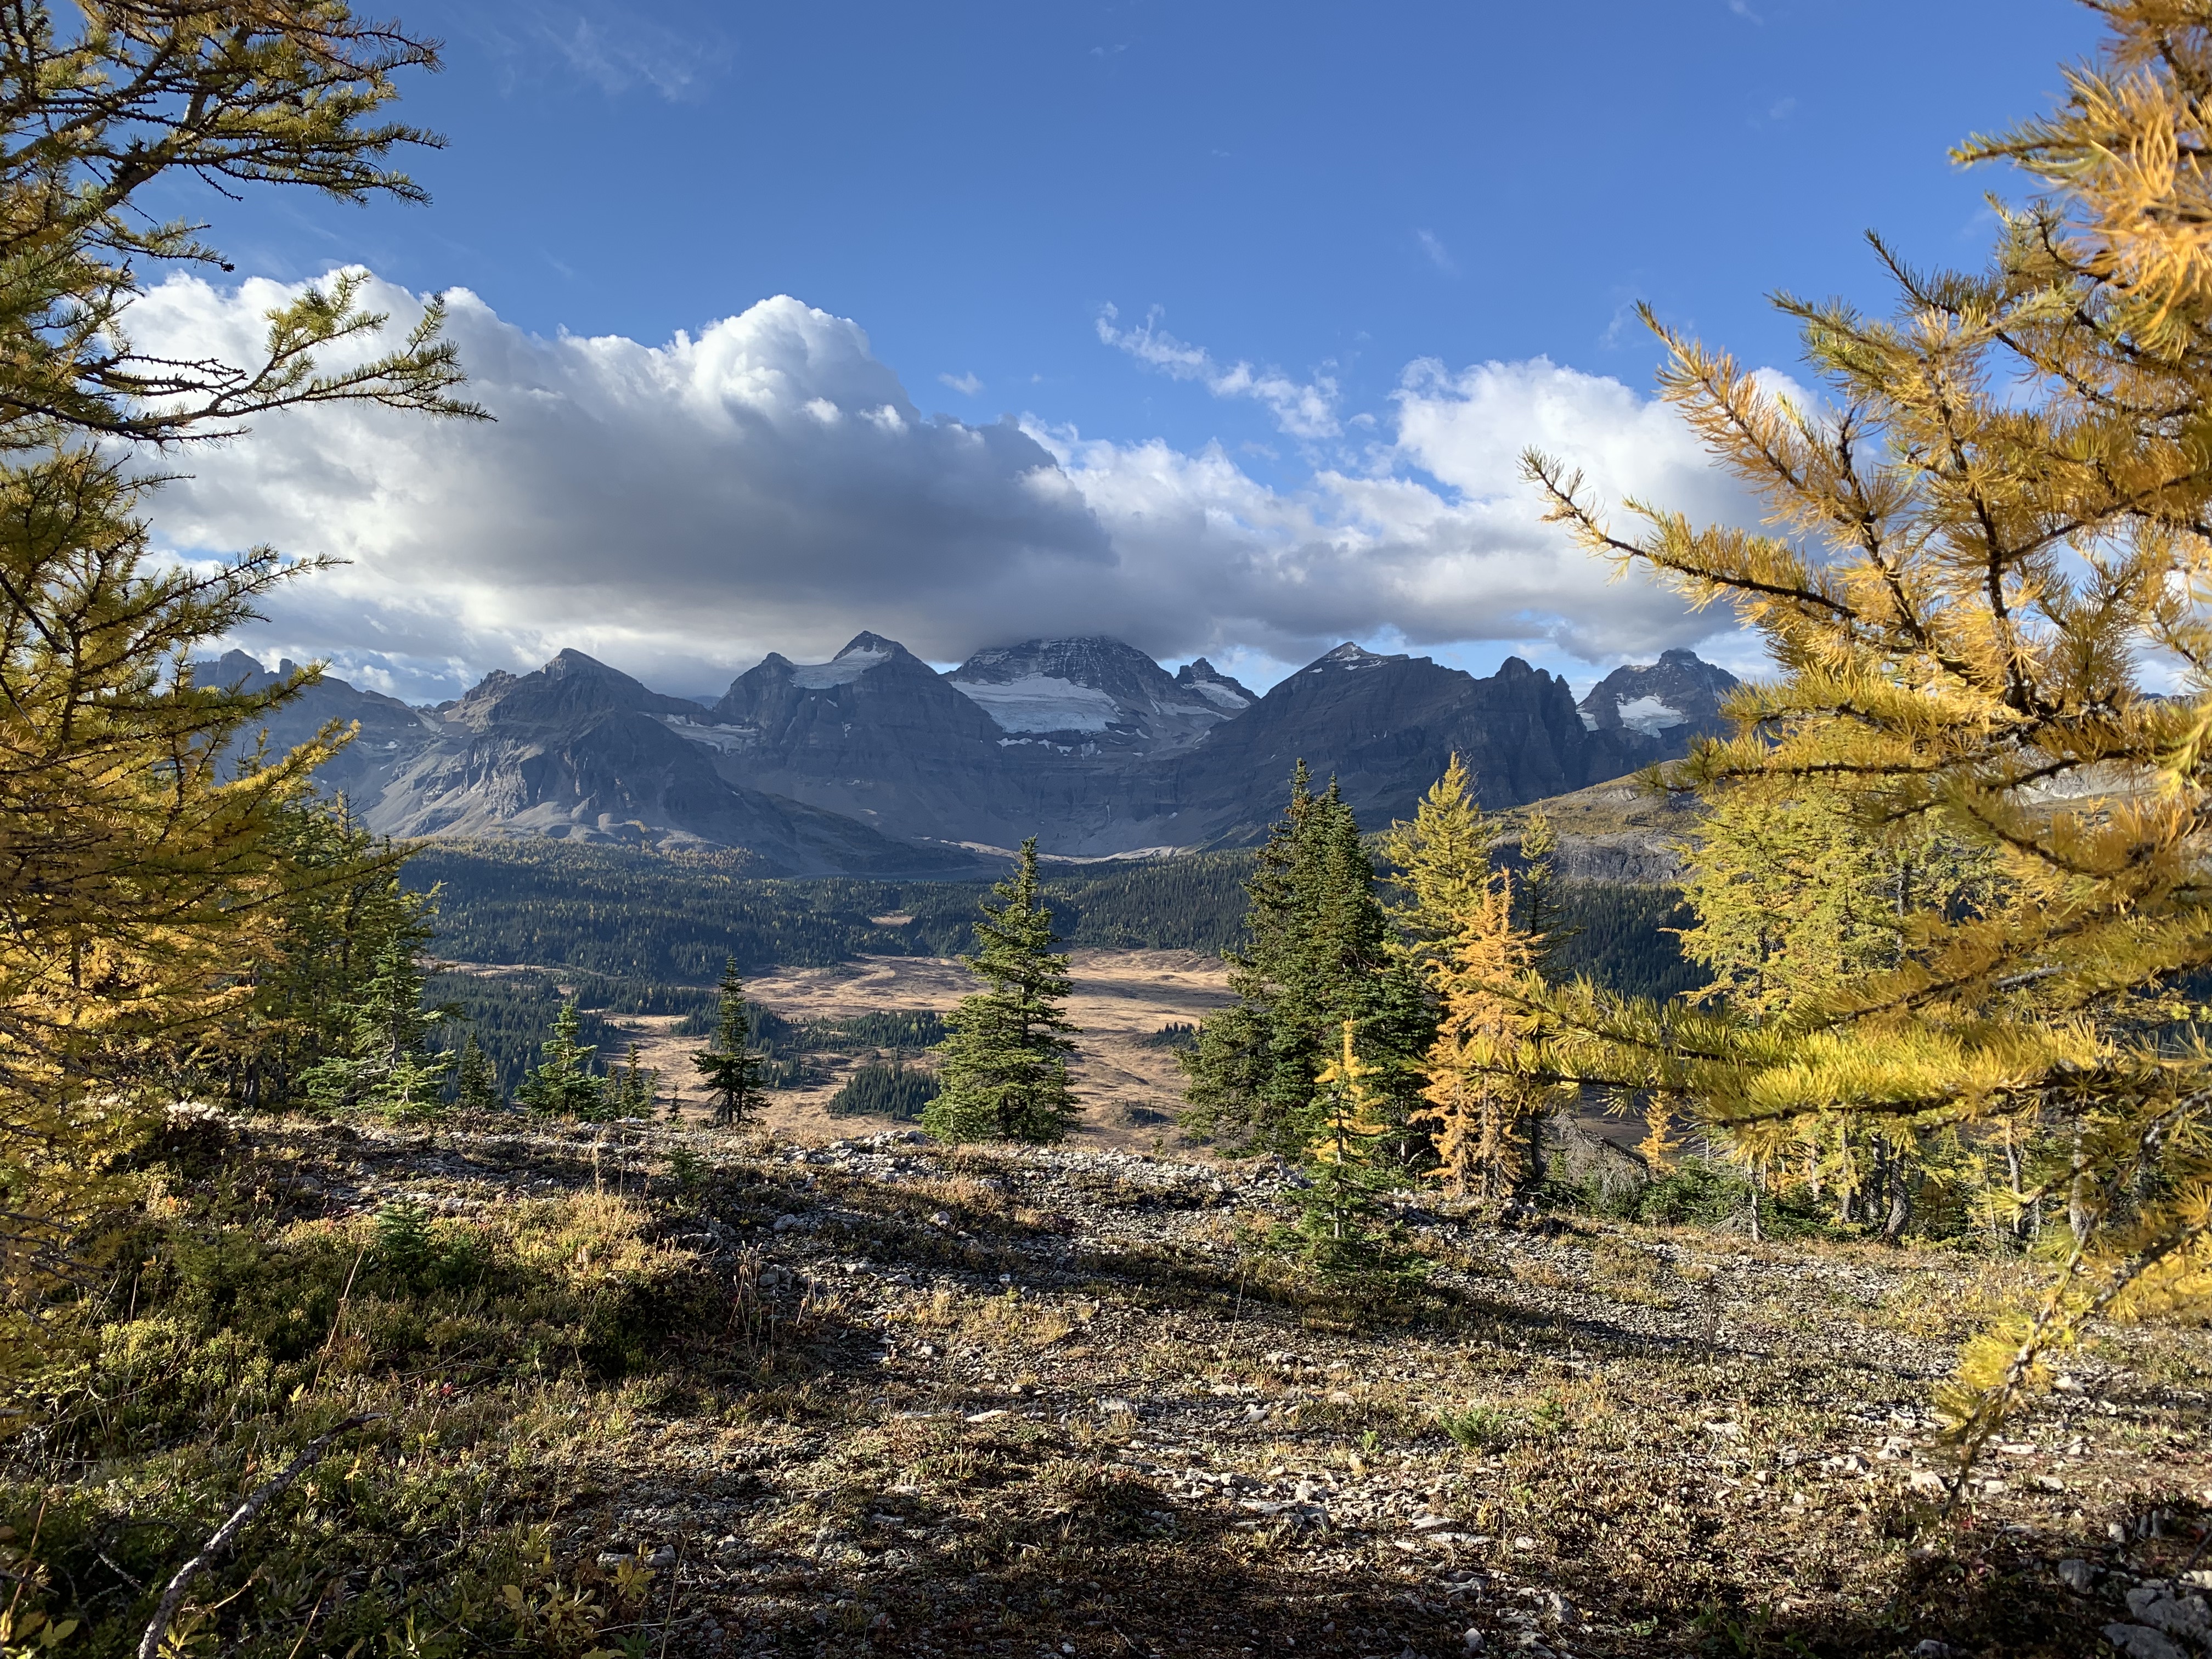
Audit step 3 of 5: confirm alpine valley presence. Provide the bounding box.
[201,634,1737,874]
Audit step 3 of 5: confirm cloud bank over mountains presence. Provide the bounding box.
[131,271,1765,702]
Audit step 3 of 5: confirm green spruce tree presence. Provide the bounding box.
[299,935,453,1121]
[924,838,1080,1143]
[217,798,436,1112]
[1182,765,1403,1155]
[517,1003,606,1119]
[1283,1022,1423,1290]
[612,1041,658,1118]
[453,1032,500,1112]
[693,959,768,1127]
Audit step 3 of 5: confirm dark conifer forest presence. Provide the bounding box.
[404,839,1698,1002]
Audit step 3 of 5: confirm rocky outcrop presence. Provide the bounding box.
[693,633,1031,846]
[1175,658,1256,714]
[223,647,971,876]
[1165,645,1680,846]
[947,636,1239,755]
[679,634,1713,854]
[195,649,442,806]
[241,631,1740,870]
[1577,648,1737,743]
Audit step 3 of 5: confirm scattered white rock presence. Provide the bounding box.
[2126,1585,2212,1642]
[2102,1625,2188,1659]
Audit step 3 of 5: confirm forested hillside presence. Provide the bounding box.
[405,841,1261,970]
[406,838,1700,1002]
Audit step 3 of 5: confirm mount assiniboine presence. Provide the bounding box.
[199,636,1737,875]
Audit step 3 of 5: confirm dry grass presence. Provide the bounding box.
[9,1113,2209,1659]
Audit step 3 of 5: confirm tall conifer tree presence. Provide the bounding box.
[1182,766,1400,1155]
[1417,872,1551,1201]
[926,839,1080,1143]
[693,960,767,1128]
[1517,2,2212,1458]
[299,935,451,1121]
[0,2,478,1365]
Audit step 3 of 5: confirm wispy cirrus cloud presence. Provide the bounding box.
[469,1,734,102]
[1095,303,1341,440]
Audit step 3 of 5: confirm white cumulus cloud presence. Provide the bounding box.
[127,271,1764,702]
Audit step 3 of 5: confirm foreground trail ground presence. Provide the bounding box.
[35,1115,2209,1659]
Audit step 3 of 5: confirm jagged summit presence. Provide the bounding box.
[1577,647,1738,742]
[251,629,1738,868]
[1174,658,1255,712]
[191,648,437,801]
[1303,641,1403,673]
[947,636,1240,753]
[450,648,703,732]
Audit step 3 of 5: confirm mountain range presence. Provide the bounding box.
[198,636,1737,875]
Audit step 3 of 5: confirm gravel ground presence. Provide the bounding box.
[244,1115,2212,1658]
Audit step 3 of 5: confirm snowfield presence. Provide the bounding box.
[1614,693,1688,736]
[790,643,894,688]
[950,673,1125,733]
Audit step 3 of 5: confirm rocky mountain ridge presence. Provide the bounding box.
[204,634,1737,871]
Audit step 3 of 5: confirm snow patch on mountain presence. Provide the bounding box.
[1186,679,1252,712]
[953,674,1122,733]
[1313,642,1392,671]
[1613,695,1686,737]
[660,714,757,753]
[790,643,891,689]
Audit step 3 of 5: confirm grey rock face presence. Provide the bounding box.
[218,646,961,876]
[194,649,442,805]
[1165,645,1683,847]
[698,633,1035,846]
[1577,647,1738,742]
[947,635,1239,755]
[245,631,1739,871]
[1176,657,1257,713]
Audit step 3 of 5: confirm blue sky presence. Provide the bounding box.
[154,0,2097,701]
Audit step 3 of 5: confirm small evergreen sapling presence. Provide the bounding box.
[611,1042,659,1118]
[925,838,1080,1143]
[1284,1022,1417,1284]
[453,1032,500,1112]
[693,959,767,1127]
[516,1003,605,1119]
[299,936,453,1121]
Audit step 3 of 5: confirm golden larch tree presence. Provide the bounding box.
[1517,0,2212,1466]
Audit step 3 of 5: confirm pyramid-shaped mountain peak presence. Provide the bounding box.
[834,631,911,660]
[546,647,624,675]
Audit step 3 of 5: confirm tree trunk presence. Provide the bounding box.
[1882,1157,1913,1243]
[2005,1126,2028,1251]
[2069,1123,2094,1247]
